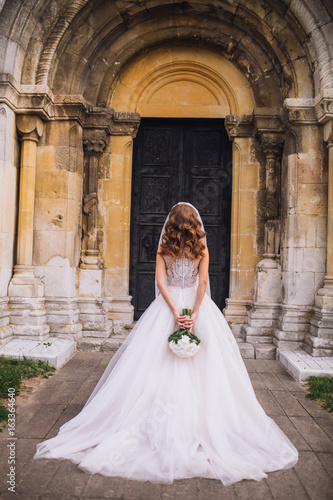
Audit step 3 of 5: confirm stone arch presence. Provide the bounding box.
[0,0,331,100]
[110,46,254,116]
[99,44,258,315]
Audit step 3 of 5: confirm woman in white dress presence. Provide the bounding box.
[34,202,298,485]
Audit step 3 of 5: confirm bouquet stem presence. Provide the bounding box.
[168,308,201,345]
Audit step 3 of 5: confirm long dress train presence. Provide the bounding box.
[34,256,298,485]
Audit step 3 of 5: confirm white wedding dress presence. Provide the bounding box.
[34,252,298,485]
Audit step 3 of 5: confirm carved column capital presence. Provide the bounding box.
[257,132,284,159]
[83,129,108,155]
[224,115,254,139]
[16,114,44,142]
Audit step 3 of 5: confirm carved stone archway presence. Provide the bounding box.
[100,44,261,327]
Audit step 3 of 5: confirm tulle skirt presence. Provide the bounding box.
[34,285,298,485]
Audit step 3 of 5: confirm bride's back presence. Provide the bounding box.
[162,250,201,289]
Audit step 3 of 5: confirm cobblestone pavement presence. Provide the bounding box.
[0,352,332,500]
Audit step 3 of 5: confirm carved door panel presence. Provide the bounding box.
[130,118,232,319]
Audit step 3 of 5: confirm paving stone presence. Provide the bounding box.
[265,360,289,374]
[16,403,67,439]
[15,455,61,497]
[294,451,333,499]
[71,379,99,405]
[262,372,287,391]
[243,359,256,372]
[251,360,273,373]
[296,394,331,418]
[234,478,272,499]
[196,478,237,499]
[123,477,163,499]
[248,372,266,390]
[273,415,311,451]
[289,417,333,453]
[45,404,84,439]
[161,478,200,499]
[255,390,285,416]
[276,372,307,392]
[314,417,333,441]
[47,381,85,405]
[265,467,309,499]
[45,460,91,497]
[271,390,309,417]
[15,438,39,466]
[83,474,125,498]
[316,452,333,479]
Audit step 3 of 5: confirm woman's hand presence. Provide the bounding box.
[183,311,198,333]
[173,311,188,329]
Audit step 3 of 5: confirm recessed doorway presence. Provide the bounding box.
[130,118,232,319]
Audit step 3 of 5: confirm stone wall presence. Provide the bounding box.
[0,0,332,357]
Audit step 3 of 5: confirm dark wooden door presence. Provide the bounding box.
[130,118,232,319]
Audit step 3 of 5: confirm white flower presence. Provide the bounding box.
[169,334,200,358]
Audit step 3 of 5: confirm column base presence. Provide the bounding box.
[242,302,281,343]
[45,298,83,340]
[241,257,282,342]
[0,297,13,345]
[78,298,113,338]
[273,305,311,351]
[307,277,333,356]
[105,295,134,325]
[223,298,248,327]
[80,253,103,270]
[8,265,44,298]
[8,297,50,340]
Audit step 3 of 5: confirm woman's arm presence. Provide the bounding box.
[184,246,209,332]
[156,250,188,328]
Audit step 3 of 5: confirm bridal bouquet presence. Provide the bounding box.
[168,308,201,358]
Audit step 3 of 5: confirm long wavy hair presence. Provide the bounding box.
[158,204,206,260]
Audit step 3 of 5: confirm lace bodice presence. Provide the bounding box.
[162,252,201,288]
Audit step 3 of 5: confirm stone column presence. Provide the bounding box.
[223,115,260,355]
[231,109,285,359]
[309,118,333,355]
[8,114,49,340]
[80,129,107,269]
[240,130,284,358]
[276,101,323,353]
[78,128,112,338]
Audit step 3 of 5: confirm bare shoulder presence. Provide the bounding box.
[202,243,209,256]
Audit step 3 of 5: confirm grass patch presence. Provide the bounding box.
[0,355,56,430]
[306,376,333,413]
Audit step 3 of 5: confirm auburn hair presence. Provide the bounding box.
[158,204,206,260]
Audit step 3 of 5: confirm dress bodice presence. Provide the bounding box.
[162,252,201,288]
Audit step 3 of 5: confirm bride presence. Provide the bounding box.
[34,202,298,485]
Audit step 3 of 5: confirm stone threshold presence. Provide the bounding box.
[77,334,128,352]
[279,350,333,381]
[0,337,75,368]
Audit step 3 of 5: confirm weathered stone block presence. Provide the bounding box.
[298,184,327,216]
[254,344,276,359]
[78,269,103,297]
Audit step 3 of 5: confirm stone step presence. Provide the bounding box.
[253,343,277,360]
[77,336,128,353]
[0,337,75,368]
[279,350,333,381]
[237,341,255,359]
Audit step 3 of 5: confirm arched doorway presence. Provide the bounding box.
[108,45,256,320]
[130,117,232,318]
